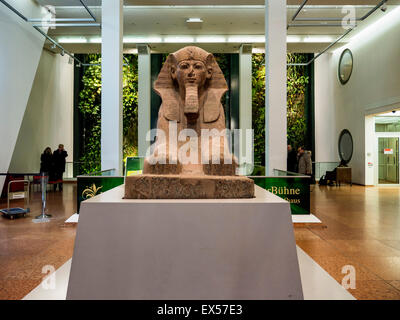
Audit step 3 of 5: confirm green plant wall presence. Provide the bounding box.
[252,53,310,166]
[77,54,138,174]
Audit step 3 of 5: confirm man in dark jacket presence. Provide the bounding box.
[53,144,68,191]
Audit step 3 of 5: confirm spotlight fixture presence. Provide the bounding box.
[392,110,397,114]
[60,50,65,56]
[381,3,387,12]
[51,43,56,49]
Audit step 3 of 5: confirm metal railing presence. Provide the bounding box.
[64,161,101,180]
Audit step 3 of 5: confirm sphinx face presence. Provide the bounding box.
[175,59,209,88]
[170,59,212,124]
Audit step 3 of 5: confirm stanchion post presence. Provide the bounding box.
[33,172,51,222]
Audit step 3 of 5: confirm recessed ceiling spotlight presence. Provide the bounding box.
[186,18,203,29]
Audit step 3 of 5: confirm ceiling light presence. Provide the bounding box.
[89,37,101,43]
[286,36,301,43]
[124,36,162,43]
[186,18,203,29]
[227,36,264,43]
[58,37,87,43]
[164,36,195,43]
[196,36,226,43]
[303,36,333,43]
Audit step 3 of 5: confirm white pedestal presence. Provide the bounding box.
[67,185,303,300]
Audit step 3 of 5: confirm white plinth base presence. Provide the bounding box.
[65,213,79,223]
[66,213,322,225]
[292,214,322,224]
[67,185,303,300]
[23,246,355,300]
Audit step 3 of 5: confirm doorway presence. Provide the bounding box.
[378,137,399,184]
[373,114,400,186]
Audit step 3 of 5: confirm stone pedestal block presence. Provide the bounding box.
[124,174,255,199]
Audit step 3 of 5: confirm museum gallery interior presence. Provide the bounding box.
[1,0,400,301]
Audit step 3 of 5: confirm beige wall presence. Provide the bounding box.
[9,50,74,173]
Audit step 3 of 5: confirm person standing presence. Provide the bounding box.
[53,144,68,191]
[40,147,53,175]
[297,146,312,175]
[287,144,297,173]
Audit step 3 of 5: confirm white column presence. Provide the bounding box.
[138,44,151,157]
[101,0,123,174]
[239,44,253,175]
[265,0,287,175]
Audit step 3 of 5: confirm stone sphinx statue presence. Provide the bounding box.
[124,46,254,199]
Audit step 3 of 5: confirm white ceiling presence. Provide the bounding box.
[20,0,400,53]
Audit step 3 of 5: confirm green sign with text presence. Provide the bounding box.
[250,176,310,215]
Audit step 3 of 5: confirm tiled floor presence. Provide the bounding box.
[0,183,77,300]
[294,184,400,300]
[1,182,400,299]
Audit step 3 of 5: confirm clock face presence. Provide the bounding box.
[338,49,353,85]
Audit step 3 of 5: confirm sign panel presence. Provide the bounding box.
[384,148,393,155]
[251,176,311,215]
[77,176,124,213]
[125,157,144,177]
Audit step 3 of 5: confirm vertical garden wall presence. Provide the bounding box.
[252,53,312,166]
[74,54,138,174]
[74,53,312,174]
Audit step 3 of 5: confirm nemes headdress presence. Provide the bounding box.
[154,46,228,123]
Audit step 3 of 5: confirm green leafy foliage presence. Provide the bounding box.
[286,53,309,150]
[78,54,138,174]
[252,54,266,166]
[252,53,310,165]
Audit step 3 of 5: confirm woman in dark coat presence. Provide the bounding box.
[40,147,53,175]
